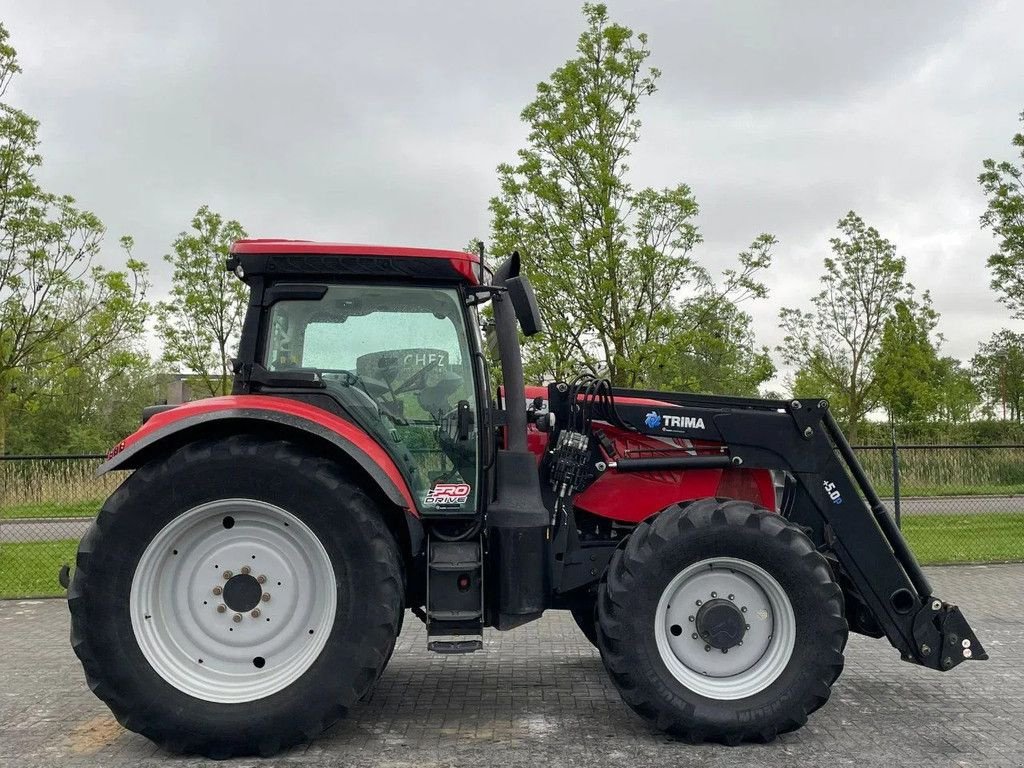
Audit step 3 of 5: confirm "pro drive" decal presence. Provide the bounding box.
[424,483,472,506]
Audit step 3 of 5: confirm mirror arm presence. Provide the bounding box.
[464,285,507,306]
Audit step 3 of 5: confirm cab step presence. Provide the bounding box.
[427,639,484,654]
[426,536,484,653]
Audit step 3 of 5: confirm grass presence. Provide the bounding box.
[0,538,79,598]
[902,513,1024,565]
[0,499,102,520]
[858,445,1024,497]
[0,457,121,516]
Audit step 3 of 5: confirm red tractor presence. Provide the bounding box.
[69,241,985,758]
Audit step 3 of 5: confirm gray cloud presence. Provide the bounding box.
[4,0,1022,378]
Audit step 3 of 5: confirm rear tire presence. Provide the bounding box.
[596,498,846,744]
[69,435,404,758]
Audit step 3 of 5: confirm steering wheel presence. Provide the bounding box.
[393,358,441,396]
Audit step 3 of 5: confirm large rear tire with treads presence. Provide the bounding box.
[69,435,404,759]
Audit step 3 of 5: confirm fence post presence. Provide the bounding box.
[890,423,901,529]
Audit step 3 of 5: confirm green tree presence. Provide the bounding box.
[971,330,1024,423]
[488,4,774,389]
[156,205,248,397]
[649,292,774,396]
[932,357,979,425]
[873,298,940,425]
[779,212,917,442]
[979,111,1024,318]
[0,24,149,453]
[7,337,157,453]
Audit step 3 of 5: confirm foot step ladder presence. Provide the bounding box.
[425,536,484,653]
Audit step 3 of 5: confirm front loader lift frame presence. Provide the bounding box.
[545,386,987,672]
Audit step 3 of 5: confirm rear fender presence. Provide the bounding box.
[99,396,422,550]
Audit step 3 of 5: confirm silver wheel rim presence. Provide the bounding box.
[654,557,796,700]
[130,498,337,704]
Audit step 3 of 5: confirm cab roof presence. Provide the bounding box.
[228,239,481,285]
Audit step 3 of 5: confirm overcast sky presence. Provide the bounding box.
[4,1,1022,382]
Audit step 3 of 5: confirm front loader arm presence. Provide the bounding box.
[593,390,987,672]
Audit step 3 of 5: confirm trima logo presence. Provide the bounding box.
[424,483,472,506]
[644,411,705,430]
[664,414,705,429]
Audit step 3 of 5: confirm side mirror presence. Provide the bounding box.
[504,275,543,337]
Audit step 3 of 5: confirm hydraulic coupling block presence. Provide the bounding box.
[549,429,593,499]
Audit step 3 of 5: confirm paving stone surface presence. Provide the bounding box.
[0,564,1021,767]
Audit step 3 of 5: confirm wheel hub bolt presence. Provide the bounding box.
[741,606,748,613]
[250,608,261,618]
[233,613,243,623]
[212,586,222,596]
[223,570,233,580]
[692,633,699,639]
[711,592,717,598]
[241,566,252,575]
[695,599,702,606]
[745,624,750,630]
[704,645,711,652]
[728,594,735,601]
[721,648,728,654]
[257,575,267,584]
[688,615,694,622]
[261,593,271,603]
[216,604,226,613]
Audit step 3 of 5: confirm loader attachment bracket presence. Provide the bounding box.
[911,600,989,670]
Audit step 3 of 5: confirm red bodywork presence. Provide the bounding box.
[230,240,481,284]
[111,386,773,527]
[108,396,418,512]
[523,386,776,523]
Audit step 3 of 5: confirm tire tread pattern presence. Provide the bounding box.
[68,435,403,759]
[596,498,847,745]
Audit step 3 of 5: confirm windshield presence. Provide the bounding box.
[263,284,479,514]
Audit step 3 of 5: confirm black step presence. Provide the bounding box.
[429,561,482,572]
[426,536,485,653]
[429,609,482,621]
[427,639,483,654]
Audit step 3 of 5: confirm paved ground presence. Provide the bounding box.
[1,564,1022,768]
[0,517,91,543]
[882,495,1024,516]
[6,496,1023,543]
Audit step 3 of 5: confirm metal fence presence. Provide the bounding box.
[1,446,1023,598]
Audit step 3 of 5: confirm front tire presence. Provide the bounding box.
[596,499,847,744]
[569,595,599,648]
[69,435,404,758]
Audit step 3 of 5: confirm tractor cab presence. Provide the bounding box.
[259,281,482,514]
[224,240,549,643]
[225,240,541,524]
